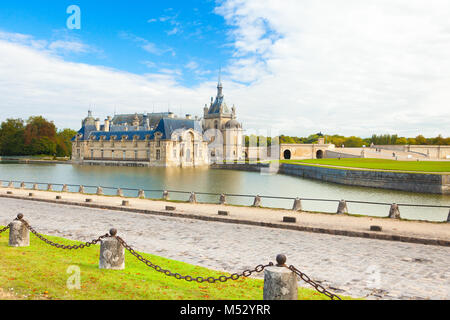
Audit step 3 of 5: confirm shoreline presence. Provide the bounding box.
[212,163,450,195]
[0,187,449,247]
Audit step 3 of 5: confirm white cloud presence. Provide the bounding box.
[185,61,199,70]
[119,31,175,56]
[215,0,450,137]
[48,40,89,54]
[1,1,450,138]
[0,36,213,129]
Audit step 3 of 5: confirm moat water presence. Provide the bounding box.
[0,162,449,222]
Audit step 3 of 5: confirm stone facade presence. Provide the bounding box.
[280,138,335,160]
[202,79,245,162]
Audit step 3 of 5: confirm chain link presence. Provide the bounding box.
[20,219,109,249]
[116,236,273,283]
[0,225,9,234]
[287,265,342,300]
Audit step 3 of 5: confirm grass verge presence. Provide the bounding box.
[280,158,450,173]
[0,229,354,300]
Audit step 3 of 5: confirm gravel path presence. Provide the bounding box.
[0,197,448,300]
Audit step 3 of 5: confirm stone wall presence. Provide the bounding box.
[212,163,450,194]
[325,150,361,159]
[375,145,450,159]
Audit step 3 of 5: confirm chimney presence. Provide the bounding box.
[168,112,175,119]
[104,117,110,132]
[185,114,192,120]
[95,118,101,131]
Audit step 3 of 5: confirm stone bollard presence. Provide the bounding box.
[8,181,14,188]
[122,200,130,206]
[9,214,29,247]
[33,183,38,190]
[47,184,53,191]
[78,185,85,194]
[389,203,401,219]
[337,200,348,214]
[189,192,197,203]
[447,210,450,223]
[253,195,262,207]
[61,184,68,192]
[99,229,125,270]
[97,187,104,196]
[117,188,124,197]
[138,189,145,199]
[163,190,169,200]
[263,254,298,300]
[219,194,226,205]
[292,198,302,211]
[20,182,25,189]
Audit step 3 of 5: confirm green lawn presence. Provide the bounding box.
[0,229,352,300]
[281,158,450,173]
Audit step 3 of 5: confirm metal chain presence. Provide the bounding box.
[287,265,342,300]
[20,219,109,249]
[116,236,273,283]
[0,225,9,234]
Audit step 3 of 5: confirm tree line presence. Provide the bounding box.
[245,133,450,147]
[0,117,77,157]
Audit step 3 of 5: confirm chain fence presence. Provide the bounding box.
[0,225,9,234]
[1,214,343,300]
[2,179,450,210]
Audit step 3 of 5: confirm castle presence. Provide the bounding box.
[71,80,244,167]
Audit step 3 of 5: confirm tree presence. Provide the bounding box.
[415,135,427,145]
[56,128,78,157]
[23,116,57,155]
[0,119,25,155]
[343,136,364,147]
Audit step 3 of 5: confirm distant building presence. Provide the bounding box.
[71,81,244,167]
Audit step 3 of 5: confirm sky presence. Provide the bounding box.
[0,0,449,138]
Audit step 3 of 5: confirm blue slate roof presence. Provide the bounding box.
[208,95,231,115]
[155,118,203,139]
[72,117,203,141]
[87,130,155,141]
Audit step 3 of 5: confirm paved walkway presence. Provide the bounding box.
[0,197,449,300]
[1,187,449,245]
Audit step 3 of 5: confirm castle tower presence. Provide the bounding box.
[203,77,244,162]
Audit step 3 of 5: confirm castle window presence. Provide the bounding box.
[123,151,126,160]
[134,151,138,159]
[156,149,161,160]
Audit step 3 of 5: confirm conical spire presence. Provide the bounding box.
[217,68,223,97]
